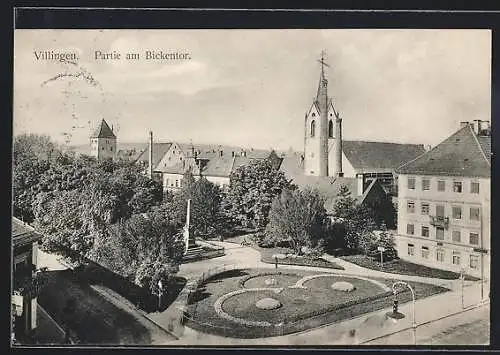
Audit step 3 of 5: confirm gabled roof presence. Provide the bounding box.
[91,119,116,139]
[135,142,173,169]
[396,124,491,178]
[202,156,235,177]
[339,140,426,173]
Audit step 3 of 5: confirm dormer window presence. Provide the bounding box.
[312,113,316,117]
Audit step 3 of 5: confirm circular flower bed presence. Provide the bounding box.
[331,281,355,292]
[255,297,282,310]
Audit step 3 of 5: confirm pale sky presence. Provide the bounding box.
[13,29,491,151]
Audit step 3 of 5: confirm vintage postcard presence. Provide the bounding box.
[12,28,491,346]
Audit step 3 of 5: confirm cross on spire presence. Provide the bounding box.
[318,50,330,79]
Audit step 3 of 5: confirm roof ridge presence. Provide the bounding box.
[469,124,491,167]
[395,126,468,172]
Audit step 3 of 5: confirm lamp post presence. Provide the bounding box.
[386,281,417,345]
[157,280,163,311]
[459,267,465,309]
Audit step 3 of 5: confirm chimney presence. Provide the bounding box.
[231,151,235,157]
[473,119,481,134]
[148,131,153,179]
[460,121,470,128]
[478,120,491,136]
[333,114,343,177]
[111,124,114,132]
[357,174,364,196]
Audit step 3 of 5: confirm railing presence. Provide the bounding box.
[429,215,449,229]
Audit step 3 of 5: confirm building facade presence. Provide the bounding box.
[12,217,43,343]
[395,120,491,278]
[90,119,117,161]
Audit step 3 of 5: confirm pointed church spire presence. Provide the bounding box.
[315,50,330,113]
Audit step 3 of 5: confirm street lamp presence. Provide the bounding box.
[386,281,417,345]
[157,280,163,311]
[459,267,465,309]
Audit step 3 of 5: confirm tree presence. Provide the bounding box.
[366,226,398,261]
[265,187,327,255]
[224,159,295,229]
[329,185,377,252]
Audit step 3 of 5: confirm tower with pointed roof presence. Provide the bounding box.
[304,51,342,177]
[90,119,117,161]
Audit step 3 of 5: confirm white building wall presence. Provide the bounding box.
[396,173,490,278]
[90,137,116,160]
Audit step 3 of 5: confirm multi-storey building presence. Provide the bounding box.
[395,120,491,278]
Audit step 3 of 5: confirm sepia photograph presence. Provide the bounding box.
[12,27,491,346]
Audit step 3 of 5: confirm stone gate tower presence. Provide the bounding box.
[90,119,117,161]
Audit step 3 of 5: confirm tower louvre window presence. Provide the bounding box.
[310,120,316,137]
[328,120,333,138]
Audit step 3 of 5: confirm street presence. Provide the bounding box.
[36,250,176,345]
[363,302,489,345]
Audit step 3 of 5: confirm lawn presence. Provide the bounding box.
[184,267,450,338]
[339,255,480,281]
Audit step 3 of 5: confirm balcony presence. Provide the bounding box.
[429,215,449,229]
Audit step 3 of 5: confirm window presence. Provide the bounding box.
[310,120,316,137]
[452,206,462,220]
[408,244,415,256]
[421,203,430,215]
[421,246,429,259]
[437,180,445,191]
[407,201,415,213]
[470,182,480,194]
[422,179,430,191]
[436,227,445,240]
[452,251,461,265]
[436,205,445,217]
[453,181,462,193]
[407,177,416,190]
[328,120,334,138]
[421,226,429,237]
[469,233,479,245]
[407,224,415,235]
[175,180,179,187]
[470,255,479,269]
[470,207,480,221]
[452,230,461,243]
[436,249,445,262]
[110,147,113,152]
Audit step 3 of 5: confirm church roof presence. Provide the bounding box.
[91,119,116,139]
[336,140,426,173]
[396,124,491,178]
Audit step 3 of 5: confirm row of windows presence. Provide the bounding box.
[407,177,480,194]
[92,146,113,152]
[406,223,480,245]
[406,201,480,221]
[407,244,480,269]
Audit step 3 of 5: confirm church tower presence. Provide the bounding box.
[304,51,343,177]
[90,119,117,161]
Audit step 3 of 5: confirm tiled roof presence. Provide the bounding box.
[135,142,173,169]
[396,124,491,178]
[177,143,272,160]
[202,156,235,177]
[91,119,116,139]
[339,140,426,173]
